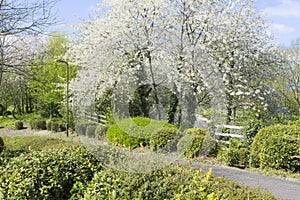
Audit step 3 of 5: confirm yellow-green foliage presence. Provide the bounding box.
[177,128,208,158]
[250,124,300,172]
[106,117,177,148]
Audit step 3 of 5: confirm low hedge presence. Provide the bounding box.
[46,118,66,132]
[29,119,47,130]
[250,124,300,172]
[95,124,108,140]
[106,117,177,149]
[150,127,179,151]
[14,121,24,130]
[0,146,101,200]
[177,128,208,158]
[75,122,96,136]
[224,138,249,167]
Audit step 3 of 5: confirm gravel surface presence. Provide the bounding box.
[1,127,300,200]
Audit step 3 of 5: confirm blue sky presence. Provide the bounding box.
[53,0,300,46]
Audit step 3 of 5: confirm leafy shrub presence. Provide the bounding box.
[83,164,276,200]
[224,138,249,167]
[86,125,98,138]
[250,124,300,172]
[177,128,208,158]
[150,127,179,151]
[0,146,101,200]
[46,118,66,132]
[0,137,4,153]
[75,121,95,136]
[29,119,47,130]
[244,119,264,146]
[95,124,108,140]
[14,121,23,130]
[106,117,177,148]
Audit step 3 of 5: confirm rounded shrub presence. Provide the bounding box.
[0,137,5,153]
[0,146,101,200]
[95,124,108,140]
[75,121,95,136]
[150,127,179,151]
[106,117,177,148]
[46,118,66,132]
[225,138,249,167]
[177,128,208,158]
[250,124,300,172]
[86,124,98,138]
[14,121,24,130]
[29,119,47,130]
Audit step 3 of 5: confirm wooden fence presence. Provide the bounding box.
[84,111,106,124]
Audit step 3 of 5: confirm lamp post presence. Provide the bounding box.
[56,59,69,137]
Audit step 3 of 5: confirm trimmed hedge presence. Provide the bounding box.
[150,127,179,151]
[106,117,177,149]
[14,121,24,130]
[0,146,101,200]
[225,138,249,167]
[177,128,208,158]
[46,118,66,132]
[250,124,300,172]
[75,122,96,136]
[29,119,47,130]
[95,124,108,140]
[86,125,98,138]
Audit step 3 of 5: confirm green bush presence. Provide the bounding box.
[46,118,66,132]
[83,164,276,200]
[86,125,98,138]
[0,146,101,200]
[250,124,300,172]
[0,137,4,154]
[225,138,249,167]
[75,121,95,136]
[95,124,108,140]
[106,117,177,148]
[177,128,208,158]
[150,127,179,151]
[244,119,264,146]
[29,119,47,130]
[14,121,24,130]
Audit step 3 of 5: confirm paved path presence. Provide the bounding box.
[1,127,300,200]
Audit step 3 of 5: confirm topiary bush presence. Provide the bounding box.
[0,137,4,153]
[250,124,300,172]
[0,146,101,200]
[46,118,66,132]
[149,127,179,151]
[95,124,108,140]
[75,121,95,136]
[86,124,98,138]
[14,121,24,130]
[106,117,177,149]
[224,138,249,167]
[29,119,47,130]
[177,128,208,158]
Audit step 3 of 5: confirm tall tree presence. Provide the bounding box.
[67,0,277,126]
[0,0,58,85]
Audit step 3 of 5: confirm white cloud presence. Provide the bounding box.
[263,0,300,18]
[271,23,296,33]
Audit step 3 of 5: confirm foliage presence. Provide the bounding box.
[0,137,4,154]
[244,118,264,146]
[0,146,101,200]
[149,127,179,151]
[75,121,96,136]
[106,117,177,148]
[177,128,208,158]
[224,138,249,167]
[95,124,108,140]
[29,119,47,130]
[86,125,98,138]
[250,124,300,172]
[46,118,66,132]
[14,121,24,130]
